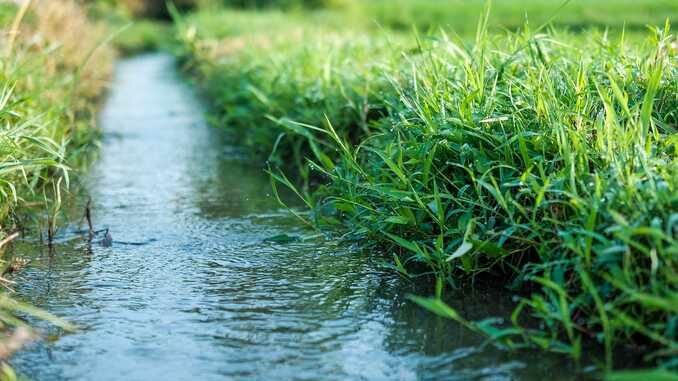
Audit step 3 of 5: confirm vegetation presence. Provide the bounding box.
[0,0,113,374]
[355,0,678,34]
[175,0,678,375]
[1,0,676,377]
[1,0,113,232]
[92,0,196,19]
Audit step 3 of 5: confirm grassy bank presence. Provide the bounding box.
[0,0,113,372]
[0,0,113,234]
[175,1,677,375]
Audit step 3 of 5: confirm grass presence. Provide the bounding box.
[88,1,176,55]
[352,0,678,34]
[113,20,174,54]
[0,0,113,372]
[175,1,678,375]
[1,0,113,233]
[185,0,678,36]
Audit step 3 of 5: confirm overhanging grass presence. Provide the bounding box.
[176,5,677,373]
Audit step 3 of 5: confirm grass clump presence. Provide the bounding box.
[315,27,677,369]
[177,4,677,373]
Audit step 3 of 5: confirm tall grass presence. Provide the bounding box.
[1,0,112,231]
[0,0,113,369]
[177,4,677,373]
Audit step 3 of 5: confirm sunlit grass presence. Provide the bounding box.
[177,4,677,374]
[0,0,113,369]
[354,0,678,34]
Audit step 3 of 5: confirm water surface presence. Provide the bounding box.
[11,54,575,381]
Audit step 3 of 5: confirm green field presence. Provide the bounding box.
[355,0,678,33]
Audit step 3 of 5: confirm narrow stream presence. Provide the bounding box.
[10,54,574,381]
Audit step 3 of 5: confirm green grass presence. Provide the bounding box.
[114,20,175,54]
[353,0,678,34]
[1,0,112,232]
[183,0,678,39]
[0,0,113,369]
[87,0,176,55]
[176,3,678,375]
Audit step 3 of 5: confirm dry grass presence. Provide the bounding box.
[17,0,114,103]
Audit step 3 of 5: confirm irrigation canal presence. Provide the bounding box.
[11,54,574,381]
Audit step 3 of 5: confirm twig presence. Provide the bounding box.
[46,216,54,246]
[84,198,93,239]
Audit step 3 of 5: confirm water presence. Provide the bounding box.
[10,54,576,380]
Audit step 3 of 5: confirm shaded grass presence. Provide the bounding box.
[177,4,677,374]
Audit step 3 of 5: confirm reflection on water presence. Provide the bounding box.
[10,54,576,380]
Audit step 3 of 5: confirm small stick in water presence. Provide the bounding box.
[84,198,93,239]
